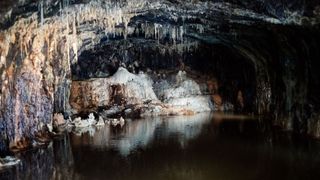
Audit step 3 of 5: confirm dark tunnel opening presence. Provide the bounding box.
[73,39,257,114]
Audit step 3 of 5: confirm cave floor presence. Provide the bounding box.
[1,113,320,180]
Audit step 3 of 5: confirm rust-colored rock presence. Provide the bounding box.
[212,94,223,105]
[70,79,111,112]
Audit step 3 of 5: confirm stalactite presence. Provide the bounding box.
[59,2,62,17]
[172,26,176,45]
[179,26,184,43]
[154,23,161,43]
[45,27,51,61]
[77,7,81,27]
[196,24,204,34]
[66,12,70,67]
[124,19,129,40]
[72,13,78,64]
[20,38,23,60]
[40,0,44,27]
[62,0,70,8]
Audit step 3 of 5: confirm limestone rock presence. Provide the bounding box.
[96,117,105,126]
[53,113,66,128]
[166,96,214,113]
[0,156,20,169]
[70,67,159,113]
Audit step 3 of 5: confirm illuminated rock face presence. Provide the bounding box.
[70,68,214,116]
[0,0,320,150]
[70,67,158,113]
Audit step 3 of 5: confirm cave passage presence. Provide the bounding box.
[1,0,320,179]
[72,40,257,114]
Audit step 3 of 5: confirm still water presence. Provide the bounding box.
[1,113,320,180]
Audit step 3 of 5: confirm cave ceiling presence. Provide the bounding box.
[0,0,318,65]
[1,0,320,29]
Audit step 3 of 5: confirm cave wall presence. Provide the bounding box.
[0,13,72,149]
[0,1,135,149]
[228,25,320,135]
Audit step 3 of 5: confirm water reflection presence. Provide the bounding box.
[1,113,320,180]
[70,113,212,156]
[0,135,74,180]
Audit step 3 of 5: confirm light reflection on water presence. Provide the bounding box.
[1,113,320,180]
[71,113,212,156]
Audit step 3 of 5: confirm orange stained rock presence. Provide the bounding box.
[180,109,195,116]
[9,138,30,152]
[237,90,244,108]
[212,94,223,106]
[0,32,4,42]
[6,64,15,77]
[53,113,66,127]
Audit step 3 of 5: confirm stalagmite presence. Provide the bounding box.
[96,117,105,126]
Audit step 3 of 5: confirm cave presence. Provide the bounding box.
[0,0,320,179]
